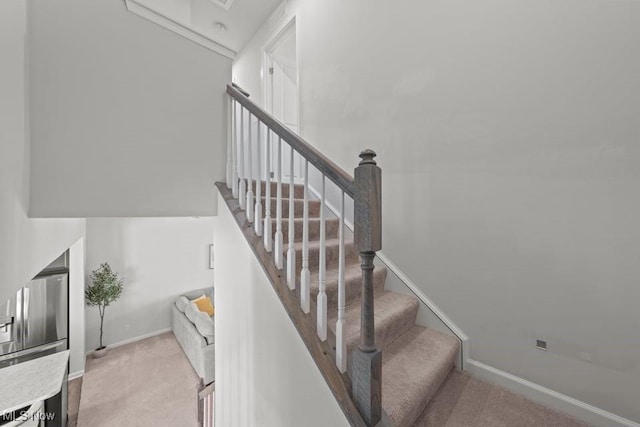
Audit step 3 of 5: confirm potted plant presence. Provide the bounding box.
[85,262,124,358]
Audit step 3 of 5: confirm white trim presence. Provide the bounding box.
[124,0,236,60]
[262,16,298,124]
[68,370,84,381]
[375,251,470,367]
[306,183,470,368]
[210,0,235,12]
[466,359,640,427]
[85,328,172,356]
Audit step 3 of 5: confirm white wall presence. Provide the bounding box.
[69,238,86,378]
[84,217,214,352]
[213,192,349,427]
[28,0,231,218]
[233,0,640,423]
[0,0,86,305]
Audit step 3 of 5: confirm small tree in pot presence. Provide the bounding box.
[86,262,124,358]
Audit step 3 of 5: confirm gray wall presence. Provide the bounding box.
[28,0,231,218]
[84,217,214,352]
[0,0,85,304]
[233,0,640,422]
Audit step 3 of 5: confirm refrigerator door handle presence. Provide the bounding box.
[16,288,23,350]
[23,287,30,344]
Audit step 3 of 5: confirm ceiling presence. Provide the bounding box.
[132,0,283,56]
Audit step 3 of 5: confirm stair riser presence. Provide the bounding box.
[274,218,340,243]
[311,267,387,312]
[365,301,418,353]
[250,180,305,199]
[289,242,358,273]
[261,198,321,218]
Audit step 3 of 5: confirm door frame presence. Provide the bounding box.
[262,16,300,133]
[262,16,302,179]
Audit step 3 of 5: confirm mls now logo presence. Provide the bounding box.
[1,410,56,423]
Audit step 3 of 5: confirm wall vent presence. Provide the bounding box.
[210,0,235,11]
[536,339,548,351]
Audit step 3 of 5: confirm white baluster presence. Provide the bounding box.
[246,113,254,222]
[300,160,310,313]
[274,137,284,269]
[263,130,273,252]
[336,190,346,373]
[231,100,238,198]
[317,175,327,341]
[226,94,232,188]
[238,107,246,209]
[254,121,263,236]
[286,146,296,290]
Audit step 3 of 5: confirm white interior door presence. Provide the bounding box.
[266,23,300,180]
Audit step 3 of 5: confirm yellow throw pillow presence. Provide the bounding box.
[192,295,214,316]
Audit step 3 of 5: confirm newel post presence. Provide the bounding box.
[352,149,382,426]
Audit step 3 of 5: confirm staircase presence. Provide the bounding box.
[221,84,461,426]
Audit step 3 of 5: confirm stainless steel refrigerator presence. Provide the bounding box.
[0,268,69,426]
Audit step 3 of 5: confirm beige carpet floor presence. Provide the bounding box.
[415,370,588,426]
[77,332,200,427]
[68,377,82,427]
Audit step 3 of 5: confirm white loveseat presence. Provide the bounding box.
[171,287,214,384]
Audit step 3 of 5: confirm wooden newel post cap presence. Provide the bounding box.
[359,149,377,166]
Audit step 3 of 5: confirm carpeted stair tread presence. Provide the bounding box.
[261,196,322,218]
[271,217,340,242]
[382,326,460,427]
[310,263,387,310]
[328,291,419,354]
[289,238,359,272]
[250,180,305,198]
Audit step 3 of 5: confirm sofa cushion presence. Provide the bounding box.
[192,310,215,345]
[184,302,200,324]
[191,294,214,316]
[175,296,190,313]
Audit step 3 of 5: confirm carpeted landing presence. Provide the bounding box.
[76,332,200,427]
[416,370,588,426]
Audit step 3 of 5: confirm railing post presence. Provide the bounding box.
[254,120,263,236]
[231,100,239,198]
[316,175,327,341]
[246,113,254,222]
[238,107,246,210]
[351,149,382,426]
[300,159,310,313]
[274,137,284,269]
[263,129,273,252]
[226,94,232,188]
[286,146,296,290]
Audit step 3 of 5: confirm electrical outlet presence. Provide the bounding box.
[536,339,548,351]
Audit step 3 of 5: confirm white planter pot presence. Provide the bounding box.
[93,347,108,359]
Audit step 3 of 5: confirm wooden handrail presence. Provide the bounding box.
[231,82,250,97]
[226,84,355,197]
[225,85,382,425]
[198,382,214,399]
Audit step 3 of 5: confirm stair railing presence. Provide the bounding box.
[225,84,382,426]
[197,380,214,427]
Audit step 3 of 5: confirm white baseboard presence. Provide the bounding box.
[68,370,84,381]
[86,327,173,356]
[466,359,640,427]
